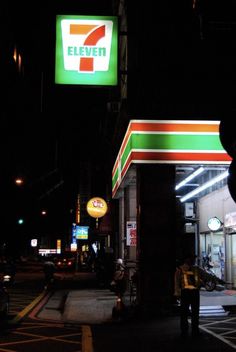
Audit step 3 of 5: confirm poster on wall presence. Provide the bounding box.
[126,221,137,246]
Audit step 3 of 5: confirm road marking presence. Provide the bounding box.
[82,325,93,352]
[200,316,236,349]
[200,325,236,350]
[7,289,93,352]
[9,291,47,324]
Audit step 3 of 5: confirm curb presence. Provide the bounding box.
[9,290,49,325]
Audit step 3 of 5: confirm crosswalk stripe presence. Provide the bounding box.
[200,305,229,317]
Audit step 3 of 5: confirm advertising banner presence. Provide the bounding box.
[126,221,137,246]
[76,226,89,240]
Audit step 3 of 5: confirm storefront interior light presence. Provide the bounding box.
[180,170,229,203]
[175,166,205,190]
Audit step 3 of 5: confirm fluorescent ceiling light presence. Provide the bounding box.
[180,170,229,203]
[175,166,205,191]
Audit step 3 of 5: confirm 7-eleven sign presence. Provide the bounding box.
[55,15,118,86]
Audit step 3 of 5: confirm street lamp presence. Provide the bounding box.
[15,178,24,185]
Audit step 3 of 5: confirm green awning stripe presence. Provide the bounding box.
[112,168,118,189]
[131,133,223,151]
[119,133,222,171]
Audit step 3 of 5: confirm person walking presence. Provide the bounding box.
[174,254,204,338]
[43,259,56,290]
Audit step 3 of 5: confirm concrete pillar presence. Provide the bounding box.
[125,184,137,262]
[118,191,125,259]
[137,164,177,317]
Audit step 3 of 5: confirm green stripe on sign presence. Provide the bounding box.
[112,131,226,194]
[112,168,118,189]
[120,137,132,170]
[131,133,224,151]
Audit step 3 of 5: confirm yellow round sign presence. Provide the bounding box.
[86,197,108,218]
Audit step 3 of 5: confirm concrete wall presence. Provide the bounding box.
[198,186,236,233]
[198,186,236,285]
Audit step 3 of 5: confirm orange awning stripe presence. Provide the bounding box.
[129,121,219,133]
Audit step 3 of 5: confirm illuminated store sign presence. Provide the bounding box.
[112,120,231,198]
[86,197,108,218]
[76,226,89,240]
[72,224,89,240]
[55,15,118,85]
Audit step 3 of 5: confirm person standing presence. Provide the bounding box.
[174,254,204,338]
[113,258,127,296]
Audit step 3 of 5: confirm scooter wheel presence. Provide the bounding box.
[205,280,216,291]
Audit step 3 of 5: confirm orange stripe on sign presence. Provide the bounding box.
[70,24,97,35]
[80,57,94,71]
[84,25,105,45]
[131,151,231,162]
[129,122,219,133]
[112,121,220,176]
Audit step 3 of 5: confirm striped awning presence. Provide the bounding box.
[112,120,232,198]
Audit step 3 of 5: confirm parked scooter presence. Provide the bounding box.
[201,259,225,291]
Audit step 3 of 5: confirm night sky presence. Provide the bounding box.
[1,1,117,254]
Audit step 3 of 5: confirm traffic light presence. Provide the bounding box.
[17,218,24,225]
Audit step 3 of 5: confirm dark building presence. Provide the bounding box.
[1,1,120,255]
[112,0,236,316]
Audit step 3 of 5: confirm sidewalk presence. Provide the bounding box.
[200,288,236,307]
[36,286,236,324]
[35,287,236,352]
[36,288,117,323]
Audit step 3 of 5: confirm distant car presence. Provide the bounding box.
[0,281,9,320]
[54,255,76,271]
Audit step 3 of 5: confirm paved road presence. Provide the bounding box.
[0,270,92,352]
[0,319,87,352]
[200,315,236,350]
[3,270,236,352]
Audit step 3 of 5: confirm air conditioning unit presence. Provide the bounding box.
[185,223,195,233]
